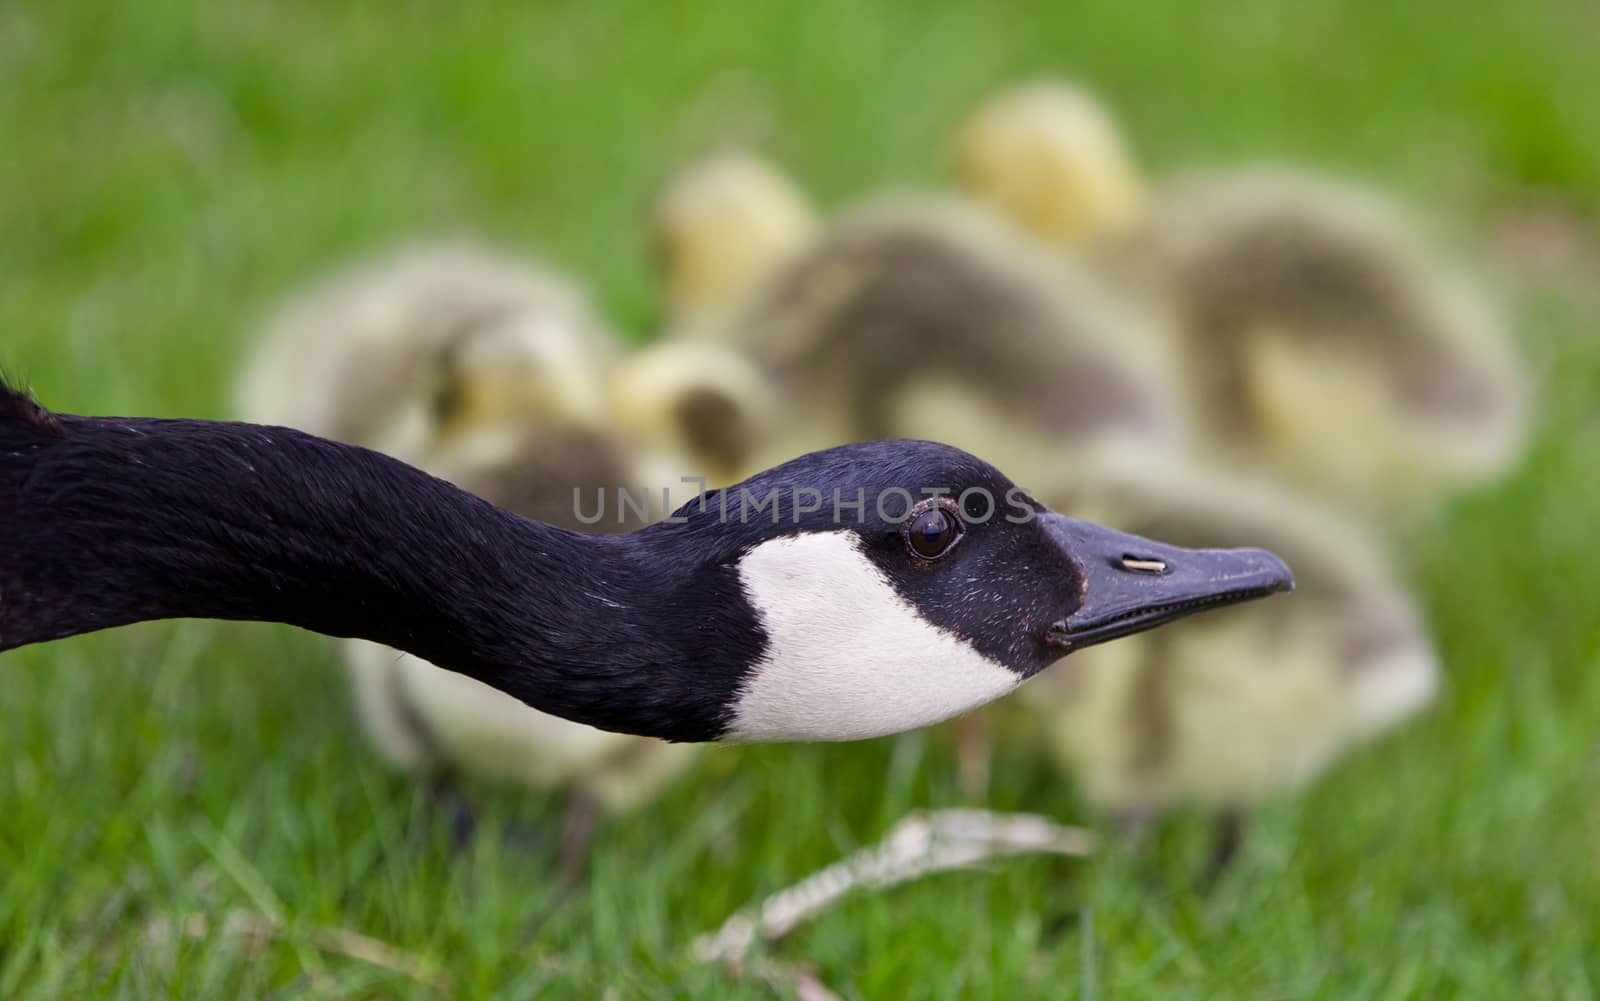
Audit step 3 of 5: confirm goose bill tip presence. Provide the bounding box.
[1041,515,1294,652]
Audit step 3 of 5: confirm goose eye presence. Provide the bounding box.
[905,505,962,560]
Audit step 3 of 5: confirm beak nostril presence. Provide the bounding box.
[1120,555,1168,574]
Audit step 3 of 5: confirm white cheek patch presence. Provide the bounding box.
[726,531,1023,742]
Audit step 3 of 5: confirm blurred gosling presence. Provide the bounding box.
[955,81,1530,511]
[656,182,1187,482]
[652,151,819,335]
[1021,445,1439,872]
[239,242,618,464]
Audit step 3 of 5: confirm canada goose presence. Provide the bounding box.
[675,194,1187,485]
[652,152,818,335]
[1015,445,1436,871]
[955,82,1529,509]
[0,383,1294,745]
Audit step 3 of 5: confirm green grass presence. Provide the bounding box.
[4,1,1599,996]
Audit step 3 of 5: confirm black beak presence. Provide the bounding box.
[1040,513,1295,652]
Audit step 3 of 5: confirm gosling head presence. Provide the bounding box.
[651,152,818,330]
[431,301,615,442]
[667,439,1293,742]
[607,339,775,491]
[954,79,1147,250]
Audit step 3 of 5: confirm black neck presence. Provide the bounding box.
[0,403,757,741]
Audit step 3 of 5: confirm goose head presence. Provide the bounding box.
[682,439,1293,742]
[954,80,1147,251]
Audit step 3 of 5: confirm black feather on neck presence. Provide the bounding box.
[0,383,761,741]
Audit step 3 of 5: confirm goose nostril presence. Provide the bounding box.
[1119,555,1168,574]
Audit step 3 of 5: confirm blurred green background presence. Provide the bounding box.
[3,1,1599,997]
